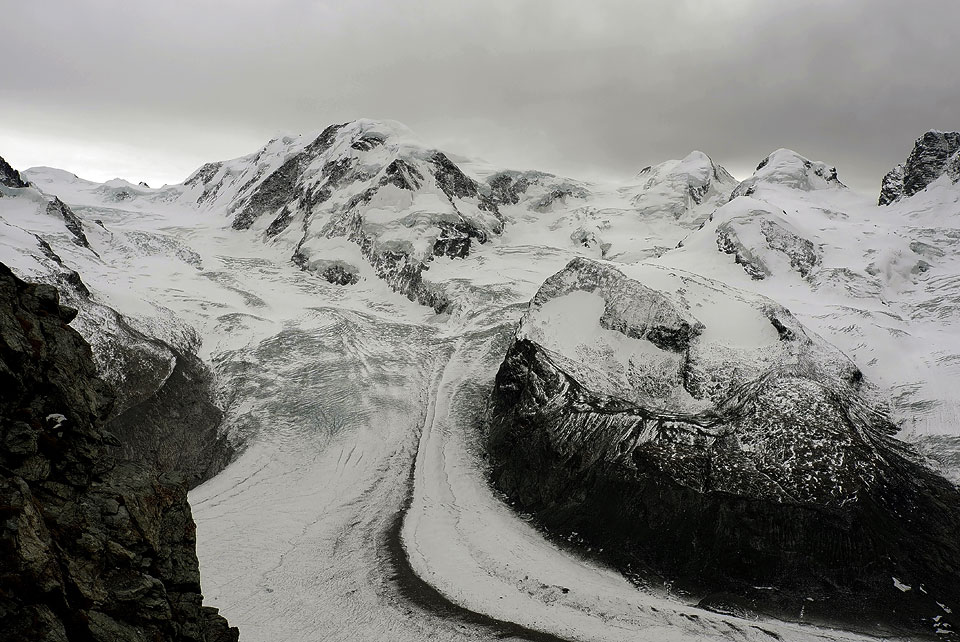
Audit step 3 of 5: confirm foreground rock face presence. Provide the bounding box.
[0,264,237,642]
[880,130,960,204]
[487,258,960,635]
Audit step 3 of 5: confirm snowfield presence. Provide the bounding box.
[2,121,959,640]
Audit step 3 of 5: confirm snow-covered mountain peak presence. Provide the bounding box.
[879,130,960,205]
[731,148,844,199]
[179,119,504,311]
[24,166,89,187]
[626,149,737,225]
[635,150,733,190]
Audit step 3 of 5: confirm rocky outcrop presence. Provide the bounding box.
[0,155,27,189]
[487,258,960,636]
[232,124,344,231]
[487,172,531,205]
[705,197,823,282]
[716,213,820,280]
[878,163,905,206]
[879,131,960,204]
[0,263,237,642]
[0,166,232,489]
[104,344,233,489]
[716,222,771,280]
[46,197,91,249]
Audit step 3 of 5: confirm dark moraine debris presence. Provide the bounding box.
[0,263,237,642]
[486,257,960,637]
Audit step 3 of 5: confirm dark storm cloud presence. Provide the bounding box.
[1,0,958,193]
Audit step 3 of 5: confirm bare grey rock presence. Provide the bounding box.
[0,155,27,189]
[880,130,960,204]
[0,263,238,642]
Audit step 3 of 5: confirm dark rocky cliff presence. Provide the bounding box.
[95,317,235,490]
[487,258,960,637]
[0,156,27,189]
[0,263,237,642]
[880,131,960,204]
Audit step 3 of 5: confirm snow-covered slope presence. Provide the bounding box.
[661,141,960,483]
[174,120,741,313]
[4,123,960,642]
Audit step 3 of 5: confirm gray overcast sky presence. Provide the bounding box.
[1,0,958,195]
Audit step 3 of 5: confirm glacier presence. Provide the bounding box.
[2,122,959,640]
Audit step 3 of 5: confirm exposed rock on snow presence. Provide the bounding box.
[0,155,27,189]
[183,120,503,312]
[879,130,960,204]
[487,257,960,635]
[484,170,591,213]
[296,258,360,286]
[0,264,237,642]
[704,197,823,281]
[9,123,960,641]
[46,196,91,249]
[878,163,905,206]
[181,122,744,310]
